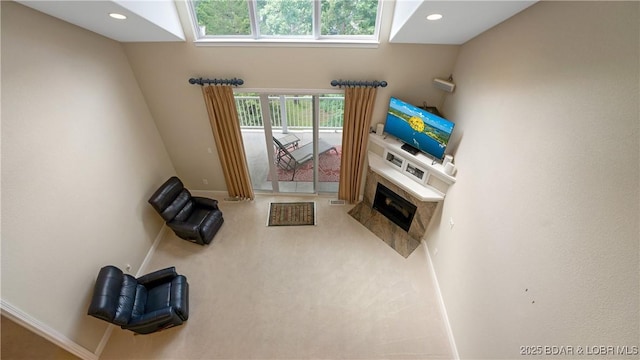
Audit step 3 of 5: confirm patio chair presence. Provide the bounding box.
[273,137,338,181]
[274,133,300,162]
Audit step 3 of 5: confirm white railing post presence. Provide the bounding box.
[279,95,288,134]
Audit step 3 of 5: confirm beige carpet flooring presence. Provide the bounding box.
[3,195,452,359]
[101,194,453,359]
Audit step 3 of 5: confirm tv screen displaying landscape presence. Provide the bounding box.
[384,97,454,160]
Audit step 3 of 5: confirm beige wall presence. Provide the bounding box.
[1,2,175,353]
[427,2,639,358]
[122,24,459,191]
[5,1,637,358]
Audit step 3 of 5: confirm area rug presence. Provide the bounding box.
[268,146,341,182]
[268,202,316,226]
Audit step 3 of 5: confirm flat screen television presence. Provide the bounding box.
[383,97,454,160]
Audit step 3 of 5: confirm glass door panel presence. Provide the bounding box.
[236,93,273,192]
[272,94,314,194]
[317,94,343,193]
[235,91,343,194]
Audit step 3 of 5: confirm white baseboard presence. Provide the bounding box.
[422,240,460,360]
[136,224,168,277]
[93,324,115,358]
[191,190,229,198]
[0,300,98,360]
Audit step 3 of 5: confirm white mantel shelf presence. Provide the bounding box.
[368,153,444,201]
[367,134,457,202]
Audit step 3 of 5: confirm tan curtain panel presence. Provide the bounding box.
[201,85,254,200]
[338,86,377,203]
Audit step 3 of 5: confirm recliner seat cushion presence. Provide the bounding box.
[145,282,172,314]
[187,207,212,227]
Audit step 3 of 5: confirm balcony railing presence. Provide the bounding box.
[235,95,344,130]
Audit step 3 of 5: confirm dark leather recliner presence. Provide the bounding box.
[148,176,224,245]
[87,265,188,334]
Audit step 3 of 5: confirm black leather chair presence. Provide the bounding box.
[87,265,188,334]
[148,176,224,245]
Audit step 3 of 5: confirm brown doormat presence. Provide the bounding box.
[268,202,316,226]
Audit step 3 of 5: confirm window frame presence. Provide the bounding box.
[187,0,383,47]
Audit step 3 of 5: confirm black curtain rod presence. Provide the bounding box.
[188,77,244,86]
[330,79,387,88]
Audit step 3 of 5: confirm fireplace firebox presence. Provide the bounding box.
[372,183,417,232]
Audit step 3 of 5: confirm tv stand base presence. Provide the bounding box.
[401,143,419,155]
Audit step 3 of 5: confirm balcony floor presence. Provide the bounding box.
[241,129,343,194]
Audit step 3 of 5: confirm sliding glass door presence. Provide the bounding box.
[317,94,344,193]
[235,91,343,194]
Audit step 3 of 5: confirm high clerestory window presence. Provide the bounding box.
[188,0,382,45]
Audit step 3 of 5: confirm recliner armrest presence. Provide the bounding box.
[167,220,199,234]
[193,197,219,210]
[124,308,182,332]
[136,267,177,288]
[171,276,189,321]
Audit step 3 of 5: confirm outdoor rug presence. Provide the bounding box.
[268,202,316,226]
[268,146,342,182]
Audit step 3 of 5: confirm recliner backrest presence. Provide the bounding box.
[148,177,193,222]
[88,266,138,326]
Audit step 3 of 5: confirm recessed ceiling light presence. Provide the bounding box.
[109,13,127,20]
[426,13,443,21]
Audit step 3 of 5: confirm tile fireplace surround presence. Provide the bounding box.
[349,169,438,258]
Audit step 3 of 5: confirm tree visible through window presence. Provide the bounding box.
[321,0,378,36]
[194,0,251,36]
[258,0,312,36]
[191,0,380,40]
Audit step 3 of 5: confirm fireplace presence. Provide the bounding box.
[373,183,417,232]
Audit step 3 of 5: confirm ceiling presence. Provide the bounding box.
[16,0,185,42]
[390,1,537,45]
[16,0,537,45]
